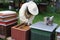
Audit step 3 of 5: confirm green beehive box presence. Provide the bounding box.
[30,22,58,40]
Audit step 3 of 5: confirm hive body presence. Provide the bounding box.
[11,24,30,40]
[56,27,60,40]
[30,22,58,40]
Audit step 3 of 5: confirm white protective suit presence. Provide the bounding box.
[19,1,38,25]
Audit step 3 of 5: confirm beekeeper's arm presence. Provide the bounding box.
[19,15,28,23]
[19,3,28,23]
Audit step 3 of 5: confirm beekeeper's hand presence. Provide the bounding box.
[19,16,28,23]
[27,16,35,25]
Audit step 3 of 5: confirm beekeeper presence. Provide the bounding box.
[19,1,39,25]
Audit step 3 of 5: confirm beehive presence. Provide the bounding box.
[11,24,30,40]
[56,27,60,40]
[0,11,18,39]
[30,22,58,40]
[0,23,17,39]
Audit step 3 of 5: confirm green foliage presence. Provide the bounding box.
[33,0,50,5]
[33,0,42,4]
[33,12,60,25]
[3,3,9,8]
[47,5,56,13]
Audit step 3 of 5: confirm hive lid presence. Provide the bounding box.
[0,11,16,16]
[30,22,58,32]
[56,27,60,33]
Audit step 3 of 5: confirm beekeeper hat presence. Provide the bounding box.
[28,1,39,15]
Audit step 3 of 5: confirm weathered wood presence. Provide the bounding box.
[0,23,17,39]
[11,24,30,40]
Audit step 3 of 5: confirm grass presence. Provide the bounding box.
[33,12,60,26]
[0,38,3,40]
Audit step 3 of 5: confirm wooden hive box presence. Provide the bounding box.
[0,11,18,39]
[11,24,30,40]
[30,22,58,40]
[56,27,60,40]
[0,23,17,39]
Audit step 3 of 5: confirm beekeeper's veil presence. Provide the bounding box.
[19,1,39,16]
[28,1,38,15]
